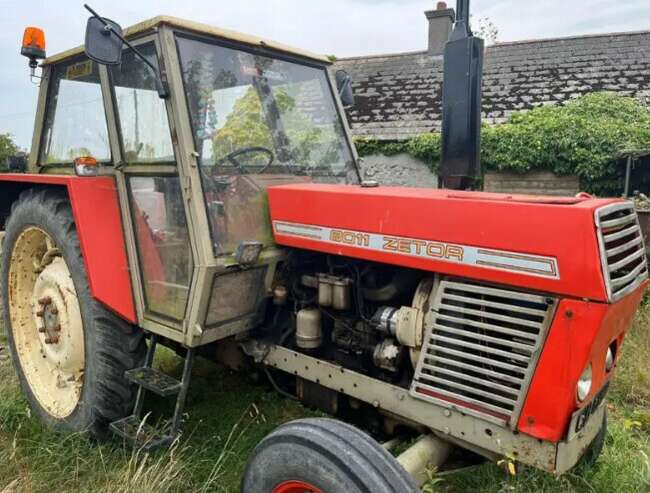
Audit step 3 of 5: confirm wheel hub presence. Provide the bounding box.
[37,296,61,344]
[272,480,324,493]
[31,257,84,375]
[8,227,85,419]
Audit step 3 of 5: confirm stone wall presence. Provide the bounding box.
[358,154,580,196]
[359,153,438,188]
[483,170,580,196]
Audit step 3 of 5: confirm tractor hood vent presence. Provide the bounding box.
[596,203,648,302]
[410,279,556,426]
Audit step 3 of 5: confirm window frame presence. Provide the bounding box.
[38,54,113,167]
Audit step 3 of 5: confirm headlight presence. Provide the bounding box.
[577,363,593,402]
[605,342,617,373]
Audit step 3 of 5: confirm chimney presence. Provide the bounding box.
[425,2,455,55]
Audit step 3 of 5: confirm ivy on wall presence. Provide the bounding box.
[354,93,650,195]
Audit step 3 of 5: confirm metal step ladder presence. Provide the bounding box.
[110,334,195,450]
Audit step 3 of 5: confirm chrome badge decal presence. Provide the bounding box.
[273,221,560,280]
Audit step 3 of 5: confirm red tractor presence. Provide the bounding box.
[2,2,647,491]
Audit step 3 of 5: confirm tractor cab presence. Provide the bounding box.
[29,15,358,346]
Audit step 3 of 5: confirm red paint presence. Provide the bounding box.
[0,174,137,323]
[268,184,619,302]
[517,281,647,442]
[273,480,324,493]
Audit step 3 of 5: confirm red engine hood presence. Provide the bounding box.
[267,184,621,302]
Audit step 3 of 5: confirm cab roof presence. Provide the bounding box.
[43,15,332,65]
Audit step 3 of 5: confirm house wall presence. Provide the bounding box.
[360,152,438,188]
[483,171,581,196]
[360,154,580,196]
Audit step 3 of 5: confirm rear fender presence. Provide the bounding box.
[0,174,137,324]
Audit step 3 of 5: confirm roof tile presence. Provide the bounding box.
[334,30,650,141]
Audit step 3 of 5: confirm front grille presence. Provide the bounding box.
[410,280,556,426]
[596,203,648,302]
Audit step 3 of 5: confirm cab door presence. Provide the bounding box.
[103,36,194,340]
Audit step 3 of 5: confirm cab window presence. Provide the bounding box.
[110,43,174,164]
[40,57,111,164]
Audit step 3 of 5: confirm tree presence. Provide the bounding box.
[0,133,19,166]
[472,16,499,45]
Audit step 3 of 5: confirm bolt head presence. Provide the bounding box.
[38,296,52,305]
[38,327,46,333]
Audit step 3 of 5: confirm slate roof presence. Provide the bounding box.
[334,30,650,141]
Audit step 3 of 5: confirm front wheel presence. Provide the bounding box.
[2,188,145,437]
[242,418,418,493]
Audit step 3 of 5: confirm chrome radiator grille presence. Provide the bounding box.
[596,203,648,302]
[410,280,556,426]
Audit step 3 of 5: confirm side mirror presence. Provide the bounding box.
[84,16,123,65]
[335,70,355,108]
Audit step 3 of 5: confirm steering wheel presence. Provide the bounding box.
[215,146,275,174]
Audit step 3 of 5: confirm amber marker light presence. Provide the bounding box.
[74,156,99,177]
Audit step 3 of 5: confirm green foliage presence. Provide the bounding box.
[354,137,409,158]
[0,133,19,167]
[407,133,441,172]
[212,86,336,167]
[354,93,650,195]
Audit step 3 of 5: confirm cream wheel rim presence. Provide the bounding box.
[8,227,85,419]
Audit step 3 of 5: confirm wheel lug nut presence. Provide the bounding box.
[44,336,59,344]
[50,307,58,315]
[53,324,61,332]
[38,327,46,333]
[36,310,45,317]
[39,297,52,305]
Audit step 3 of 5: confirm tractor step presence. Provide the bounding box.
[110,334,195,451]
[125,367,182,397]
[110,415,175,451]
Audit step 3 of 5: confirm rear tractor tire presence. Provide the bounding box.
[242,418,419,493]
[1,188,145,437]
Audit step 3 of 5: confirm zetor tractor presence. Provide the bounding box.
[2,2,647,491]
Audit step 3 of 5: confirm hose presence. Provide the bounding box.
[263,367,299,401]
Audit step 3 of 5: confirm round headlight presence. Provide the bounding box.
[577,363,593,402]
[605,342,617,373]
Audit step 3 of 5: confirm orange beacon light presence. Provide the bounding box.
[21,27,46,68]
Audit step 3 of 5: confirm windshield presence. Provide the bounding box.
[176,36,355,176]
[176,35,356,255]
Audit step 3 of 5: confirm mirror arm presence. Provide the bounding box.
[84,4,169,98]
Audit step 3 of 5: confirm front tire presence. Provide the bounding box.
[2,188,145,437]
[242,418,418,493]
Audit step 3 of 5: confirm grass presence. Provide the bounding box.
[0,304,648,492]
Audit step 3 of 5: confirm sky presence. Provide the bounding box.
[1,0,648,149]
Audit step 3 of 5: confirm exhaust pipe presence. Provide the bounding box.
[396,434,452,487]
[439,0,484,191]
